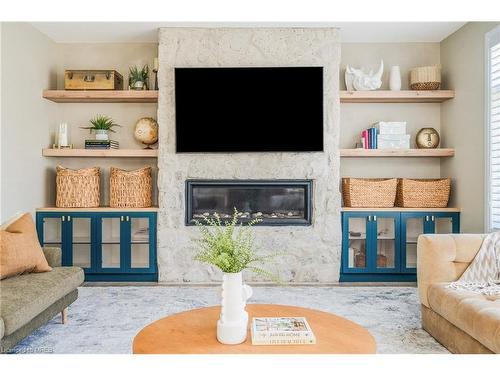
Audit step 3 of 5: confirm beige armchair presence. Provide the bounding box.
[417,234,499,353]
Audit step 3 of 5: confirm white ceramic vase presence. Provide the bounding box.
[389,66,402,91]
[217,272,253,345]
[95,129,109,141]
[133,81,145,90]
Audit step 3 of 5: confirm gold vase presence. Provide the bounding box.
[416,127,440,149]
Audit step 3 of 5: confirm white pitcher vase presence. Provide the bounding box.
[217,272,253,345]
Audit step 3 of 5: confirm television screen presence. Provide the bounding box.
[175,67,323,153]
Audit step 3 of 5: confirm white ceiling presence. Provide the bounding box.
[31,22,466,43]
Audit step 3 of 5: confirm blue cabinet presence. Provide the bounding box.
[36,210,157,282]
[341,210,459,282]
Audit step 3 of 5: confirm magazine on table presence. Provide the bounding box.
[251,317,316,345]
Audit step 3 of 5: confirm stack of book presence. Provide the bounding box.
[84,140,119,149]
[251,317,316,345]
[361,127,377,149]
[374,121,410,149]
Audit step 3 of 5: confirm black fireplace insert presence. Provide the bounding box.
[185,180,313,226]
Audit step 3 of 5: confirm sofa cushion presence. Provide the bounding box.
[0,267,83,336]
[428,283,500,353]
[417,234,485,308]
[0,213,52,279]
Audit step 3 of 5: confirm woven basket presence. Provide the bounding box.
[342,178,398,208]
[410,66,441,90]
[56,166,100,208]
[396,178,450,208]
[110,167,152,208]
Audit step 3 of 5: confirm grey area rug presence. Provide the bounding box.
[12,286,448,354]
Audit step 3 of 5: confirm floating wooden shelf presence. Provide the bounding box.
[37,207,159,212]
[340,90,455,103]
[42,90,158,103]
[42,148,158,158]
[342,207,460,212]
[340,148,454,157]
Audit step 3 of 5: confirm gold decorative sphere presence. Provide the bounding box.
[416,127,440,149]
[134,117,158,148]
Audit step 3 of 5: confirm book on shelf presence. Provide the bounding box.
[370,127,377,149]
[85,140,119,145]
[85,146,119,149]
[361,127,377,149]
[251,317,316,345]
[85,140,119,149]
[373,121,410,149]
[374,121,407,135]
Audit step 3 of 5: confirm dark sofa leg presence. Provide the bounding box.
[61,308,68,324]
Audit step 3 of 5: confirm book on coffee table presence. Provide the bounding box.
[251,317,316,345]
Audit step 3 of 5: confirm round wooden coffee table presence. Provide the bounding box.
[133,304,376,354]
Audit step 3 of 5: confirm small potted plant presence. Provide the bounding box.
[129,65,149,90]
[192,208,280,345]
[81,115,121,141]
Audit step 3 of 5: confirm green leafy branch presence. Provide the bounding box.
[192,208,282,282]
[80,115,121,133]
[129,65,149,84]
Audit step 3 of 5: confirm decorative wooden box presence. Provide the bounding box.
[64,70,123,90]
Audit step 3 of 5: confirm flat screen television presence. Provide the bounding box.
[175,67,324,153]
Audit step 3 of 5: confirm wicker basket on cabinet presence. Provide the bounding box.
[342,178,398,208]
[396,178,451,208]
[56,166,100,208]
[110,166,152,208]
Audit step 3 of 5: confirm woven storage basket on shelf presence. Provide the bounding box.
[110,166,152,208]
[410,66,441,90]
[56,166,100,208]
[342,178,398,208]
[396,178,451,208]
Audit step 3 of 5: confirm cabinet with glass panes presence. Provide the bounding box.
[341,210,459,281]
[36,209,157,282]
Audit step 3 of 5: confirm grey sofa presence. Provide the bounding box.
[0,247,84,353]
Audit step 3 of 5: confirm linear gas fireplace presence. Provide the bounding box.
[185,180,312,226]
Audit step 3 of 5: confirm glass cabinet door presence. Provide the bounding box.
[401,214,429,272]
[432,214,459,234]
[374,215,398,271]
[345,216,369,272]
[130,217,151,269]
[101,217,122,269]
[42,216,63,248]
[70,217,92,269]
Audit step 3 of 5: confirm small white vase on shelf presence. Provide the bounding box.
[389,66,402,91]
[95,129,109,141]
[217,272,253,345]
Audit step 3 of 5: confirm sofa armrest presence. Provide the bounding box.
[43,247,62,267]
[417,234,485,308]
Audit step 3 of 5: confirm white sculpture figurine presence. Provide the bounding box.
[217,272,253,345]
[345,60,384,91]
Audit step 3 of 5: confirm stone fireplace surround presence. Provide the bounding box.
[157,27,341,283]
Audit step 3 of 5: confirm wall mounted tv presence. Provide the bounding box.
[175,67,324,153]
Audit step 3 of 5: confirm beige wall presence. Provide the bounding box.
[55,43,158,205]
[340,43,442,179]
[1,23,59,221]
[1,29,159,219]
[1,23,496,235]
[0,23,2,218]
[440,22,500,233]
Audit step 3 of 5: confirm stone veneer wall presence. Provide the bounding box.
[157,28,341,283]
